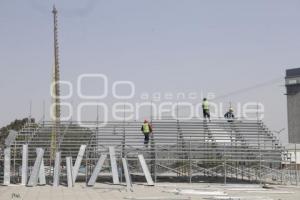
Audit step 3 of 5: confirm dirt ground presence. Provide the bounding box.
[0,182,300,200]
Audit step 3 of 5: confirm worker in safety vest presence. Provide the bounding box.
[141,120,152,146]
[224,108,235,122]
[202,98,211,121]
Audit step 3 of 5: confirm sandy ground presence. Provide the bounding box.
[0,183,300,200]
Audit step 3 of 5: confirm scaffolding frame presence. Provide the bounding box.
[0,118,298,185]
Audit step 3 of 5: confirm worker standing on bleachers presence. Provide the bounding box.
[224,108,235,122]
[141,120,152,147]
[202,98,211,122]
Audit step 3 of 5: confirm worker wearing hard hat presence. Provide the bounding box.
[224,108,235,122]
[141,120,152,147]
[202,98,211,122]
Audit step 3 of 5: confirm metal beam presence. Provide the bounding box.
[122,158,133,191]
[87,154,107,186]
[5,130,17,146]
[109,146,120,184]
[3,147,11,185]
[138,154,154,186]
[72,145,86,183]
[27,148,44,187]
[21,144,28,185]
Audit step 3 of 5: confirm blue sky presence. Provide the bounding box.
[1,0,299,144]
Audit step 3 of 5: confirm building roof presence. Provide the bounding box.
[286,68,300,78]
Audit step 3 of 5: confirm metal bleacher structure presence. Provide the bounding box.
[1,117,299,186]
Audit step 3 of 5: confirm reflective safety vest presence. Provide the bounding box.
[143,123,150,133]
[203,101,209,110]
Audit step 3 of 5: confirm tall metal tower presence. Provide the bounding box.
[51,5,61,160]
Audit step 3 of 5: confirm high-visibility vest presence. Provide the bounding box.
[203,101,209,110]
[143,123,150,133]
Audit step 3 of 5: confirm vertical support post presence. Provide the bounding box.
[72,145,86,183]
[42,100,45,127]
[85,147,88,184]
[120,145,123,183]
[109,146,120,184]
[66,157,73,188]
[289,152,292,184]
[27,148,44,187]
[281,167,283,184]
[189,139,192,183]
[96,105,99,150]
[21,144,28,185]
[223,143,226,185]
[150,100,156,181]
[259,153,262,185]
[138,154,154,186]
[122,105,125,158]
[224,159,227,185]
[295,143,298,186]
[241,164,244,181]
[87,154,107,186]
[121,105,125,184]
[154,146,157,183]
[154,150,157,183]
[122,158,133,192]
[53,152,61,186]
[3,147,11,185]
